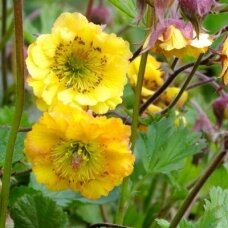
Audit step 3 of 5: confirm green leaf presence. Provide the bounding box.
[108,0,136,19]
[9,186,38,207]
[75,204,102,224]
[0,106,30,167]
[29,174,118,207]
[179,220,195,228]
[11,193,67,228]
[156,218,170,228]
[179,187,228,228]
[135,117,206,174]
[203,187,228,228]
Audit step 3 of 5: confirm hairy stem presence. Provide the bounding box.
[0,0,24,226]
[85,0,94,18]
[1,0,7,104]
[169,149,227,228]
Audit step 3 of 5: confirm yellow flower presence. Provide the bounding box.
[26,12,132,114]
[221,37,228,85]
[154,25,212,58]
[160,87,188,108]
[24,105,134,199]
[128,55,164,97]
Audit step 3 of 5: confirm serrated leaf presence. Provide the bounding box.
[203,187,228,228]
[9,186,38,207]
[11,193,67,228]
[135,118,206,174]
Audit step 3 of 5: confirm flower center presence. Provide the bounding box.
[50,140,102,182]
[51,36,108,93]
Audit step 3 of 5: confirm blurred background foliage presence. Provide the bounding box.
[0,0,228,227]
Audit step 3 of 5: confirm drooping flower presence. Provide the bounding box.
[147,19,212,58]
[128,55,164,97]
[26,12,132,114]
[221,37,228,85]
[24,105,134,199]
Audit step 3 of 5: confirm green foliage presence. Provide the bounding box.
[135,117,206,174]
[203,187,228,227]
[178,187,228,228]
[10,193,67,228]
[29,174,119,207]
[108,0,136,19]
[0,107,30,167]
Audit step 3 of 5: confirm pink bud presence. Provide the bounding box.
[212,95,228,127]
[87,5,112,25]
[179,0,215,18]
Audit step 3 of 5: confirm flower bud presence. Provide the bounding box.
[88,5,112,25]
[212,95,228,127]
[178,0,215,34]
[179,0,215,18]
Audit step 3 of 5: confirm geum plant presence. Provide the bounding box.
[0,0,228,227]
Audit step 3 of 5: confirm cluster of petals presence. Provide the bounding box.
[128,55,188,114]
[26,12,132,114]
[24,105,134,199]
[145,19,212,58]
[25,12,134,199]
[221,37,228,85]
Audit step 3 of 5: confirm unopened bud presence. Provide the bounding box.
[88,5,112,25]
[212,94,228,127]
[179,0,215,34]
[179,0,215,18]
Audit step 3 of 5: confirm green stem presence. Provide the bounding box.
[115,36,148,224]
[161,53,204,115]
[0,0,24,227]
[169,150,227,228]
[115,5,153,224]
[1,0,7,104]
[114,33,149,226]
[130,52,149,148]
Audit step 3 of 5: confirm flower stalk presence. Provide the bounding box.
[1,0,7,105]
[115,5,153,224]
[161,53,204,114]
[169,148,227,228]
[0,0,24,226]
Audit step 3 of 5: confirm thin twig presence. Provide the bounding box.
[169,148,228,228]
[186,70,225,96]
[85,0,94,18]
[171,57,178,70]
[186,78,215,90]
[140,54,213,114]
[161,53,204,114]
[0,169,32,178]
[0,125,31,132]
[99,205,109,223]
[129,45,143,62]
